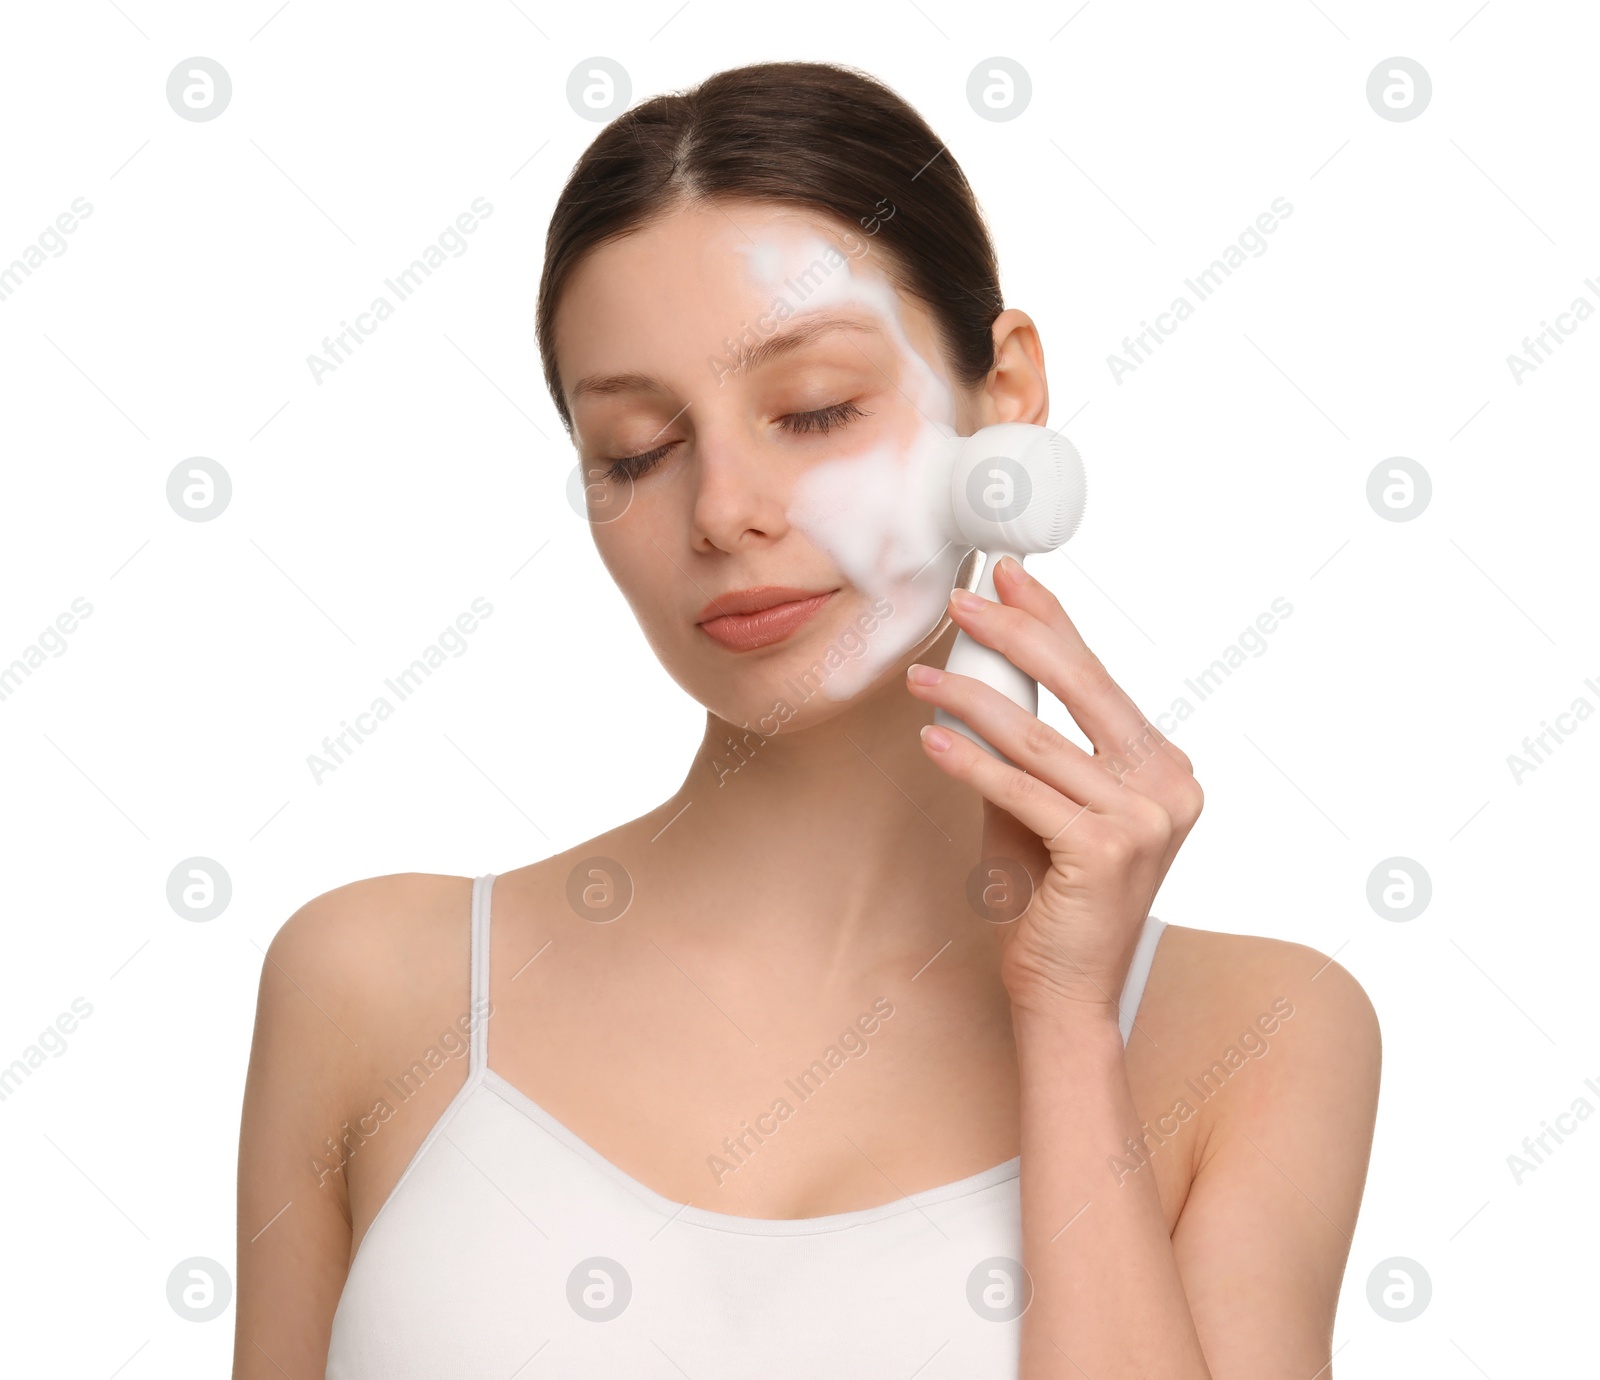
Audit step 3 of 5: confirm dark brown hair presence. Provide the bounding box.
[535,60,1004,434]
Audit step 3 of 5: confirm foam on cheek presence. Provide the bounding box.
[735,233,967,701]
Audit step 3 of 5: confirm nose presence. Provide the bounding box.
[689,421,792,554]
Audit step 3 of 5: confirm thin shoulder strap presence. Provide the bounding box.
[1117,912,1168,1046]
[468,873,495,1076]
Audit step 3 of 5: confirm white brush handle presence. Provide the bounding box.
[932,550,1036,767]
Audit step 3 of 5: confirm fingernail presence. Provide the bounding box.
[951,589,985,612]
[999,555,1031,583]
[921,724,953,751]
[907,663,943,685]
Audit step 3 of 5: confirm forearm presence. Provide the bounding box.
[1013,1005,1211,1379]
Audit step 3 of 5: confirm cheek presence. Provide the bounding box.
[783,397,966,702]
[590,508,671,624]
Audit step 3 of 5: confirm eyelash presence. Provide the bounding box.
[603,400,870,482]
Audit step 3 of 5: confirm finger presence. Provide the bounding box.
[917,716,1117,857]
[907,662,1133,819]
[985,563,1201,824]
[950,566,1192,783]
[918,663,1180,853]
[992,558,1196,775]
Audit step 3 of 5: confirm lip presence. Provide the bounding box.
[696,587,838,652]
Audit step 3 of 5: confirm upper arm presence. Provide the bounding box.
[1169,942,1382,1378]
[232,875,423,1379]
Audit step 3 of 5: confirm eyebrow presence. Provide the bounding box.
[567,311,882,404]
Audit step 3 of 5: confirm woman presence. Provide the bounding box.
[235,60,1380,1379]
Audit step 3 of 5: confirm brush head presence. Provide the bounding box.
[938,423,1086,553]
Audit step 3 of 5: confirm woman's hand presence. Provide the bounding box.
[905,555,1204,1023]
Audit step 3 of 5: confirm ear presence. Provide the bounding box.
[977,308,1050,427]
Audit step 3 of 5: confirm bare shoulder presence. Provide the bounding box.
[266,872,471,988]
[1132,923,1381,1155]
[235,873,474,1375]
[261,871,476,1082]
[1142,923,1380,1056]
[1132,926,1382,1369]
[269,870,469,955]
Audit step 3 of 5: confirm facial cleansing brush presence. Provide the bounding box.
[919,422,1087,766]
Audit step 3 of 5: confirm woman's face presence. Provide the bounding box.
[553,198,985,733]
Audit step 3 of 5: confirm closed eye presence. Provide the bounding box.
[776,399,869,436]
[601,400,872,483]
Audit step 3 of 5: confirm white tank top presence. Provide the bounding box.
[325,873,1167,1379]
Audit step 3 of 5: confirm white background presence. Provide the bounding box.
[1,0,1595,1374]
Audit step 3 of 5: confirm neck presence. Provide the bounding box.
[645,621,989,978]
